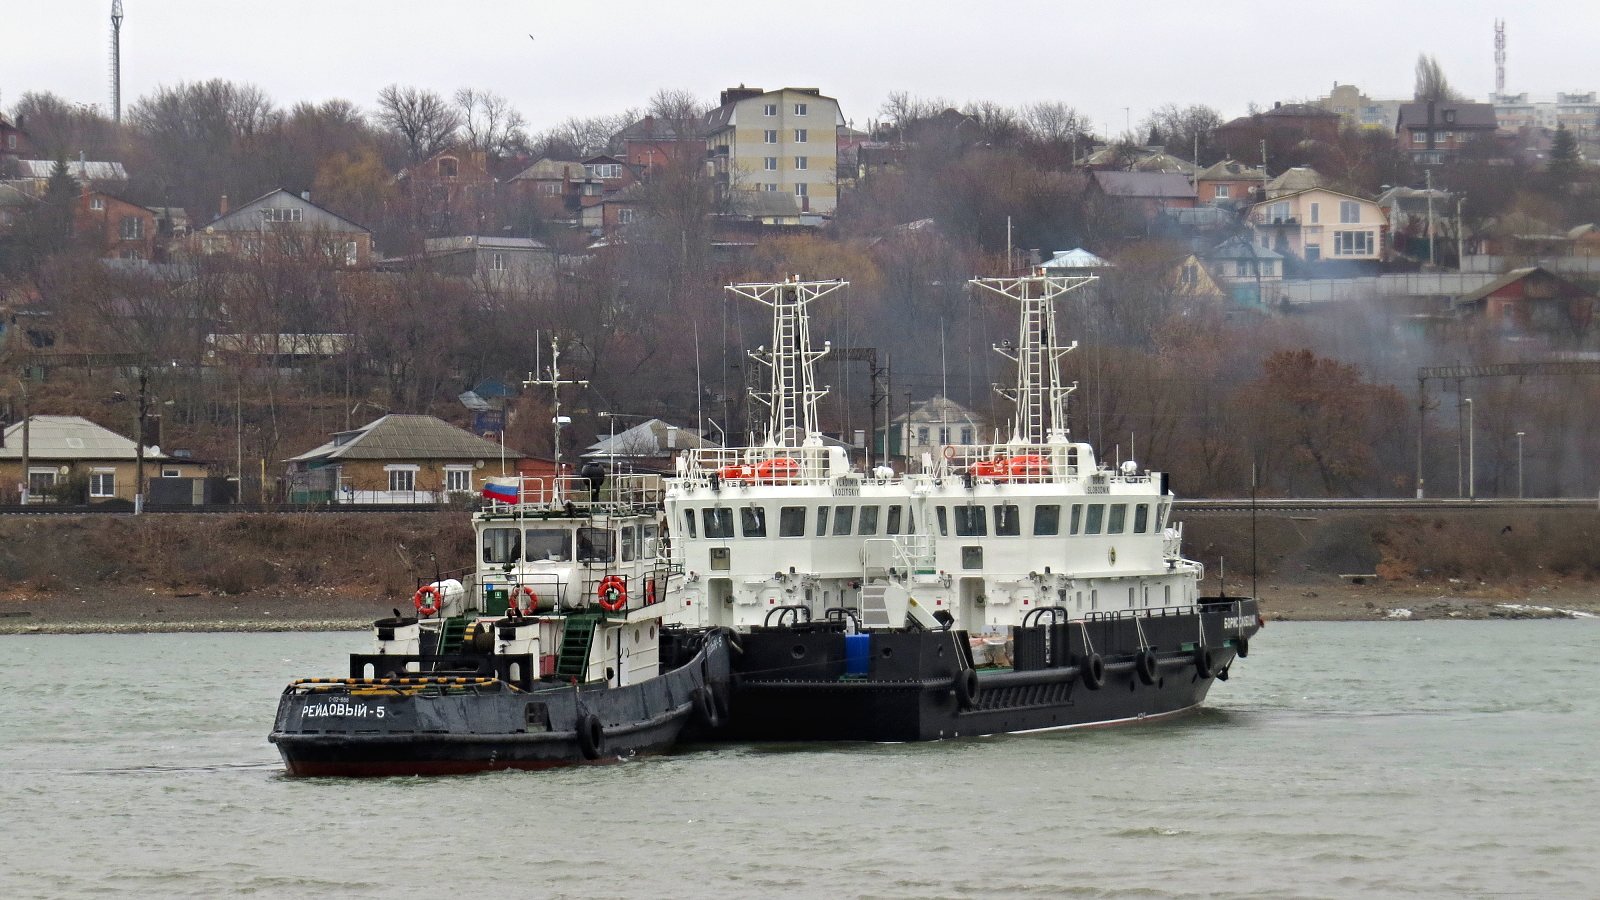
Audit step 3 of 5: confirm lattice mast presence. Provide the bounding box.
[728,278,844,447]
[1494,19,1506,96]
[110,2,124,125]
[970,274,1095,444]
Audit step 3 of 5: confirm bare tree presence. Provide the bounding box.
[1139,103,1224,163]
[374,84,461,163]
[530,109,640,159]
[1414,54,1465,103]
[1022,101,1089,145]
[454,87,527,160]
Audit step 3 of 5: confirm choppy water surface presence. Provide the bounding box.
[1,621,1596,899]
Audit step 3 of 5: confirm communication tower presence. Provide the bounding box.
[1494,19,1506,96]
[110,1,124,125]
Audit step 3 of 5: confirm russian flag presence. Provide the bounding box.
[481,478,520,504]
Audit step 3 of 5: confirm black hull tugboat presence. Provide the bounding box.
[662,276,1261,744]
[270,471,731,776]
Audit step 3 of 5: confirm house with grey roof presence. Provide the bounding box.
[0,415,207,504]
[286,414,522,504]
[192,188,373,267]
[583,418,717,472]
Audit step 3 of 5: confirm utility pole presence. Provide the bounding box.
[17,379,29,505]
[522,335,587,479]
[135,367,148,514]
[1516,430,1525,498]
[110,1,124,125]
[1465,397,1475,500]
[1425,168,1436,268]
[1456,194,1467,270]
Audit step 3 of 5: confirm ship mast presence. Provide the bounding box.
[970,274,1095,444]
[727,278,844,447]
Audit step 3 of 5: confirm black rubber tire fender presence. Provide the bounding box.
[576,713,606,761]
[692,686,722,729]
[1081,653,1105,691]
[1235,637,1250,659]
[954,668,980,709]
[1194,646,1215,679]
[1136,649,1159,686]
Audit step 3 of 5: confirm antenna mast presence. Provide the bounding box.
[522,335,588,476]
[1494,19,1506,96]
[110,1,124,125]
[970,274,1094,444]
[728,278,843,447]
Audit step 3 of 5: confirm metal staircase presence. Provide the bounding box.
[860,580,892,628]
[554,614,599,679]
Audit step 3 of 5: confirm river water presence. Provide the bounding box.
[1,621,1596,899]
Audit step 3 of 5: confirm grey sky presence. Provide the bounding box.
[5,1,1597,139]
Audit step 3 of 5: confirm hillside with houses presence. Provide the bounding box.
[4,61,1600,506]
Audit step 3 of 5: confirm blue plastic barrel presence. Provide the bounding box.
[844,633,871,676]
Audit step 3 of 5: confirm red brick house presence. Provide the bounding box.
[1194,159,1266,207]
[0,113,30,162]
[75,189,158,260]
[613,116,707,172]
[1396,102,1499,164]
[1455,266,1596,337]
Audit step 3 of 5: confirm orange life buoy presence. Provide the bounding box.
[507,585,538,616]
[596,575,628,612]
[413,584,444,617]
[645,578,658,605]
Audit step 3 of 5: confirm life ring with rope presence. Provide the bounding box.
[507,585,538,617]
[412,584,444,618]
[596,575,628,612]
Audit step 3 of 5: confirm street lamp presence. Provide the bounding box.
[1516,431,1526,498]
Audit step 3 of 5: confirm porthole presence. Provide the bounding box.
[791,644,807,659]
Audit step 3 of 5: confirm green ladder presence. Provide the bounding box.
[437,617,469,655]
[555,615,599,680]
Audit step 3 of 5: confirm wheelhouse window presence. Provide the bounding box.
[1070,504,1082,535]
[482,527,521,564]
[621,526,636,561]
[779,506,806,537]
[886,505,903,535]
[524,528,571,561]
[858,506,879,535]
[1133,504,1150,534]
[740,506,767,538]
[1107,504,1127,534]
[577,528,614,562]
[1084,504,1105,535]
[642,524,659,558]
[936,506,948,536]
[1034,504,1060,536]
[682,509,697,538]
[953,505,987,537]
[702,508,733,539]
[993,504,1020,536]
[832,506,854,536]
[815,505,830,536]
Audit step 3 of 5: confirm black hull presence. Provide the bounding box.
[717,599,1260,743]
[270,631,731,777]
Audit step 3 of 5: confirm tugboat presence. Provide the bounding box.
[663,274,1260,742]
[270,469,730,776]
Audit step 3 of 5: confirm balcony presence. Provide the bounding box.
[1252,213,1299,226]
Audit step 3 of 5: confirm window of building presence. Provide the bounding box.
[585,163,621,179]
[1034,504,1060,535]
[740,506,767,537]
[618,207,636,224]
[1214,184,1230,199]
[764,130,778,144]
[832,506,855,536]
[1235,260,1250,277]
[794,156,807,170]
[120,216,144,240]
[386,466,417,492]
[1309,202,1319,223]
[937,426,950,444]
[89,470,115,498]
[794,183,808,197]
[1443,109,1456,124]
[489,252,506,272]
[794,103,808,116]
[1267,201,1290,222]
[762,103,778,116]
[702,507,733,538]
[444,467,472,493]
[5,134,14,149]
[161,468,181,478]
[993,504,1020,536]
[261,207,303,223]
[858,506,879,535]
[1333,230,1373,256]
[1413,131,1429,145]
[764,157,778,171]
[345,241,359,266]
[1339,200,1360,223]
[953,505,987,536]
[1180,262,1198,287]
[779,506,806,536]
[960,427,973,444]
[438,157,459,178]
[538,182,560,195]
[90,197,105,211]
[763,183,779,192]
[794,129,808,143]
[916,426,929,444]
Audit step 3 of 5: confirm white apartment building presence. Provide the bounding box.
[702,86,844,216]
